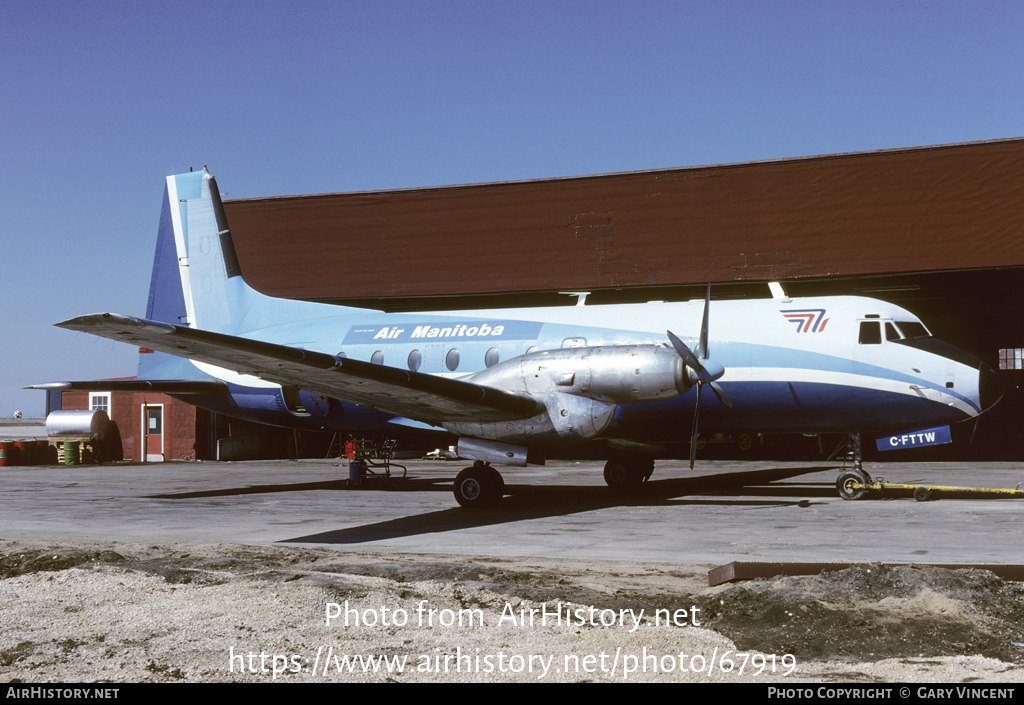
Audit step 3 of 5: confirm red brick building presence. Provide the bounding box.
[57,385,200,462]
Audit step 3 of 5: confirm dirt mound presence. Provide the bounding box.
[2,542,1023,681]
[0,547,127,578]
[696,564,1024,662]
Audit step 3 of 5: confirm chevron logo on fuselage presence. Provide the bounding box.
[781,309,830,333]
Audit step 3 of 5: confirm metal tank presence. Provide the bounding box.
[45,410,110,440]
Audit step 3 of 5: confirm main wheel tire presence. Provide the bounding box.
[737,433,753,452]
[453,466,503,508]
[604,459,644,489]
[836,470,868,500]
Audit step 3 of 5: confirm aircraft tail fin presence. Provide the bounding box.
[161,168,370,336]
[136,168,370,381]
[163,168,254,334]
[135,179,195,381]
[146,182,190,326]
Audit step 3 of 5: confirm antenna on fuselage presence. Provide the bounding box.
[559,291,590,306]
[769,281,791,302]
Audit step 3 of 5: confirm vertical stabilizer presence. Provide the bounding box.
[136,182,195,381]
[162,168,372,337]
[145,185,189,325]
[165,169,240,333]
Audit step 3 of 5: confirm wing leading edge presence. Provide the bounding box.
[26,380,229,394]
[51,313,540,424]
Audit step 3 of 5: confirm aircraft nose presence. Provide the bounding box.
[979,363,1004,412]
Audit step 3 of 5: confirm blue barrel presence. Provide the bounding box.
[348,459,366,486]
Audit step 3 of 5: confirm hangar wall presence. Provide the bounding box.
[223,138,1024,303]
[220,137,1024,459]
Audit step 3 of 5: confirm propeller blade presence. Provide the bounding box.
[697,282,710,359]
[709,381,733,409]
[673,282,730,469]
[689,383,703,469]
[667,330,702,372]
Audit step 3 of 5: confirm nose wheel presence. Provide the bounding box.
[834,432,872,499]
[836,469,870,500]
[453,462,505,508]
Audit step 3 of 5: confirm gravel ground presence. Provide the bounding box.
[2,539,1023,683]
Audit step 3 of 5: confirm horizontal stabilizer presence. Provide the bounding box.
[26,380,229,394]
[54,313,540,424]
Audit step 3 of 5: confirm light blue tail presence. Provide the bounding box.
[163,169,370,335]
[136,168,370,380]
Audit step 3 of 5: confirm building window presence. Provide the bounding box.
[998,348,1024,370]
[147,407,162,434]
[90,393,111,414]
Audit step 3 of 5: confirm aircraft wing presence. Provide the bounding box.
[51,313,541,424]
[27,380,229,394]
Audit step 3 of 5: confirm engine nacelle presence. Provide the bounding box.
[466,344,691,404]
[442,345,690,449]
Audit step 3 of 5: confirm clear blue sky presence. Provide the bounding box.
[3,0,1022,417]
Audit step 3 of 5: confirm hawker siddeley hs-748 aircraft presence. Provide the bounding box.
[34,169,1003,507]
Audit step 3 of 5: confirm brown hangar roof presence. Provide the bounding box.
[223,137,1024,303]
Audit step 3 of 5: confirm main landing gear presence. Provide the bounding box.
[453,461,505,508]
[603,454,655,490]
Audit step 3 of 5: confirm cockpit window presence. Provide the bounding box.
[859,321,881,345]
[885,322,901,341]
[895,321,930,339]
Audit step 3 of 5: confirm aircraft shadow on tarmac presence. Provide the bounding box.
[275,465,841,545]
[145,474,471,501]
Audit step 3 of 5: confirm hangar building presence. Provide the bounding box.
[220,137,1024,459]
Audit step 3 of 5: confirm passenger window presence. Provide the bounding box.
[859,322,881,345]
[885,323,901,341]
[371,350,384,365]
[485,347,500,368]
[446,348,460,371]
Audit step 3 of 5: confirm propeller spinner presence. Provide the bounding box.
[667,284,732,468]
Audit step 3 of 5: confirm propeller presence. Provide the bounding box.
[667,283,732,468]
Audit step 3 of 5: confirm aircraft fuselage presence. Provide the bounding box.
[147,293,997,443]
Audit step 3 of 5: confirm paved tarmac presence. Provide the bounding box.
[0,419,46,439]
[1,457,1021,566]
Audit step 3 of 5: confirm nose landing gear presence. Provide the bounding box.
[834,432,872,500]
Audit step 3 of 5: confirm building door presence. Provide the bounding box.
[141,404,164,461]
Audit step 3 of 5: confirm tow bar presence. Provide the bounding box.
[837,473,1024,501]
